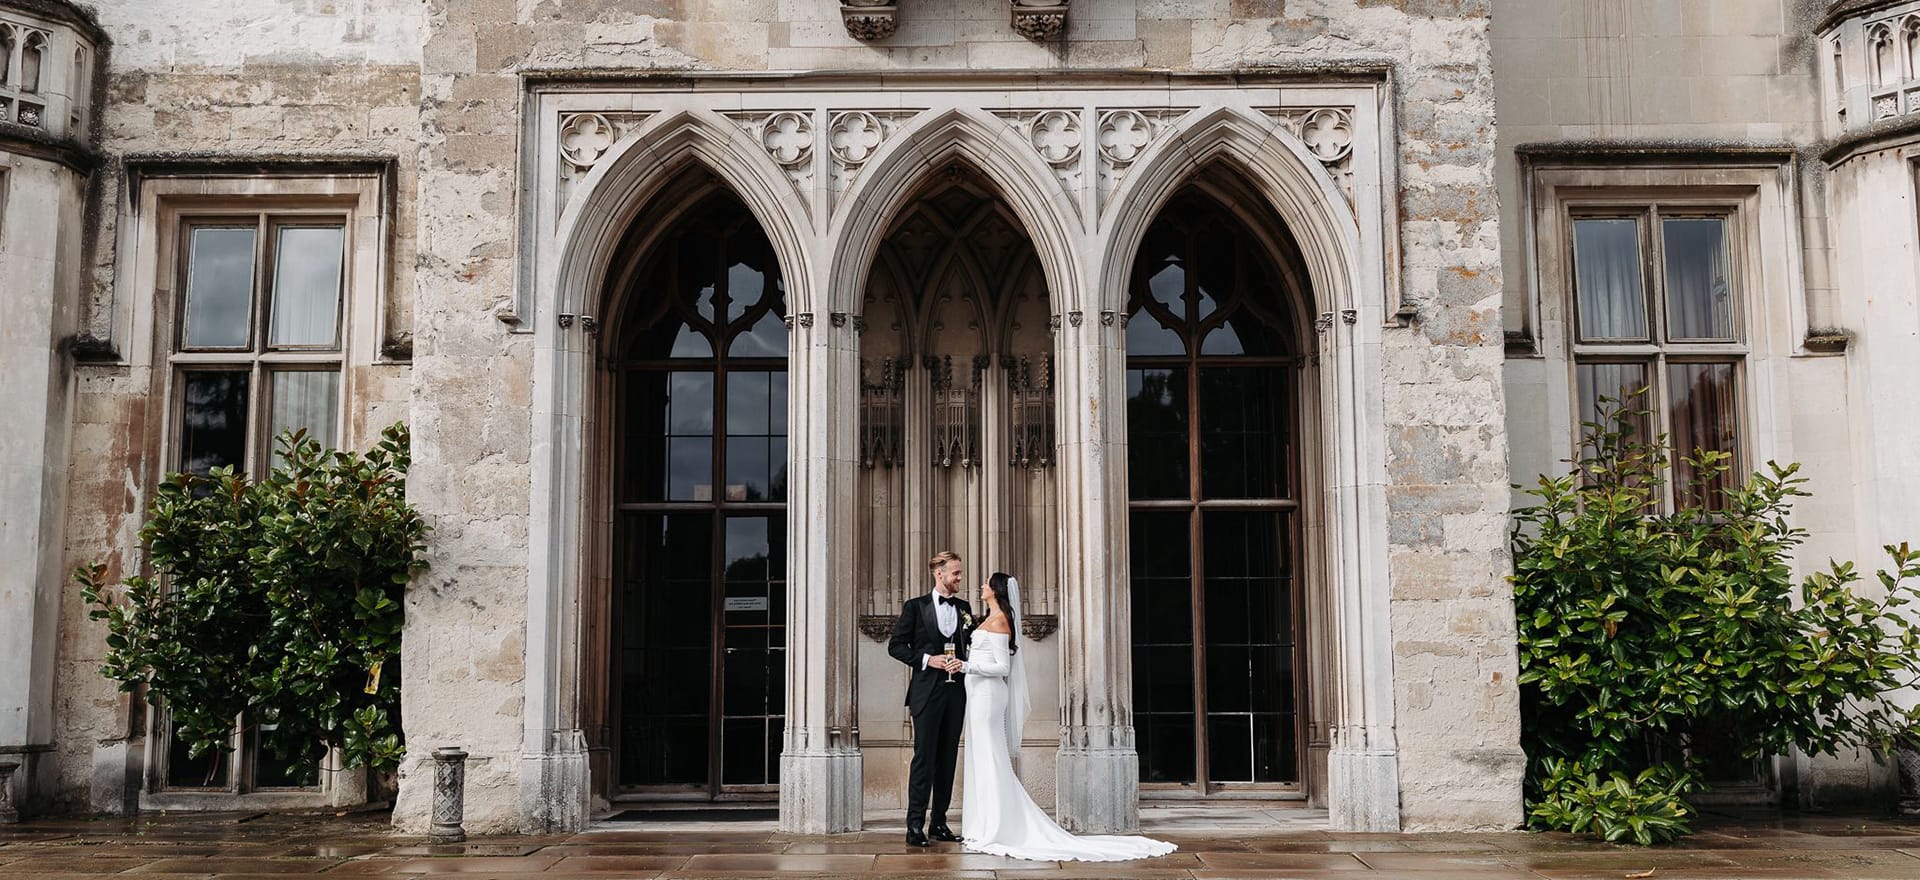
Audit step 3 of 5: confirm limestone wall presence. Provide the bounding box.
[35,0,1526,830]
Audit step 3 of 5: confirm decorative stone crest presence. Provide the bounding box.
[827,109,917,205]
[859,615,897,641]
[559,113,616,169]
[1028,109,1081,165]
[761,111,813,167]
[1010,0,1069,40]
[1298,108,1355,162]
[1021,614,1059,641]
[840,2,896,40]
[1093,108,1183,216]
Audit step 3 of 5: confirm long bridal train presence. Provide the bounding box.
[958,629,1178,862]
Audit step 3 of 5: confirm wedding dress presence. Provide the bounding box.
[960,628,1177,862]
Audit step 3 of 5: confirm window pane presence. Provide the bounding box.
[183,227,257,349]
[1126,368,1188,500]
[1576,362,1650,446]
[1198,367,1288,499]
[1669,362,1740,509]
[727,372,771,435]
[180,371,250,476]
[268,226,345,348]
[1572,218,1648,342]
[618,512,713,787]
[269,371,340,460]
[1663,218,1734,341]
[166,719,229,789]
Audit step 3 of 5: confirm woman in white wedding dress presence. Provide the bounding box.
[960,572,1177,862]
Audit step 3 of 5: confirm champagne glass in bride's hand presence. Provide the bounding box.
[943,642,957,683]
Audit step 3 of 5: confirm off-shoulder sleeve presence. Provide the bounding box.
[967,637,1011,678]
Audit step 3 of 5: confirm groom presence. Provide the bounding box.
[888,550,972,847]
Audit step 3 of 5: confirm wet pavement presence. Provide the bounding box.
[6,805,1920,878]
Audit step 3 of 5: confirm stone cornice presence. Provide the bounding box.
[1819,0,1916,33]
[519,65,1396,90]
[0,122,101,172]
[1516,140,1799,166]
[1820,113,1920,164]
[0,0,109,45]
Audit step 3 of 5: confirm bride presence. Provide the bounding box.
[959,571,1177,862]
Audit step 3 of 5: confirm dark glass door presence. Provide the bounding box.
[1125,191,1304,795]
[612,194,789,798]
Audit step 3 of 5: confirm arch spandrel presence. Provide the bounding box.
[551,109,817,327]
[828,107,1082,319]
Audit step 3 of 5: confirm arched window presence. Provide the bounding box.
[1905,17,1920,83]
[1872,24,1896,87]
[1126,189,1304,793]
[612,192,789,796]
[21,29,44,94]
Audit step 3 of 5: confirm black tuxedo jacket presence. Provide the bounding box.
[888,593,973,716]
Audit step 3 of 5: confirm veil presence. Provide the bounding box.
[1003,576,1032,774]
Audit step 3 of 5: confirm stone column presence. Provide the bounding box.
[1051,311,1140,833]
[0,155,87,818]
[779,313,863,833]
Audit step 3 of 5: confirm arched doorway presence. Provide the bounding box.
[1125,182,1310,798]
[609,191,790,800]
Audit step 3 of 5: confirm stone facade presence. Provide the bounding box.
[2,0,1908,837]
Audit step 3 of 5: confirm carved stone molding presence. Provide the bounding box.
[1021,614,1059,641]
[1099,310,1115,326]
[1010,0,1069,40]
[841,3,896,41]
[1093,107,1183,217]
[1315,311,1334,333]
[559,113,616,169]
[1261,106,1358,204]
[858,614,897,642]
[1067,310,1083,327]
[827,109,916,206]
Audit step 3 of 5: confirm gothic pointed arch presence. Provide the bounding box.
[829,107,1079,319]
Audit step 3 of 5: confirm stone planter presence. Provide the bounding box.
[1896,741,1920,815]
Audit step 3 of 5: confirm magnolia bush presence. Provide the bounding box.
[81,423,427,777]
[1512,396,1920,844]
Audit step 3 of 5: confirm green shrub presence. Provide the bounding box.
[1512,394,1920,842]
[1527,758,1693,846]
[80,423,427,775]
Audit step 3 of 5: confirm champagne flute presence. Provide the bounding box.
[943,641,957,683]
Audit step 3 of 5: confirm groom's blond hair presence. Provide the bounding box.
[928,550,961,572]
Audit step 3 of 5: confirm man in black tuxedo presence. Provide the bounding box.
[888,549,972,847]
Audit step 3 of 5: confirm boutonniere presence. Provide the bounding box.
[961,611,974,628]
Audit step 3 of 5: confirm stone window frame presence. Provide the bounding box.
[120,171,388,810]
[1523,160,1804,522]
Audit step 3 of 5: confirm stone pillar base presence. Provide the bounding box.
[1328,746,1400,832]
[779,749,862,834]
[520,730,590,833]
[1054,746,1138,833]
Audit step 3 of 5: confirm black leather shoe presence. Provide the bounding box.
[929,822,961,842]
[905,826,930,847]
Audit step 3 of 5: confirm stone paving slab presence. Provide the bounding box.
[5,808,1920,878]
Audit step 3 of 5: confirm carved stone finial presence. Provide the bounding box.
[1010,0,1069,40]
[841,3,897,41]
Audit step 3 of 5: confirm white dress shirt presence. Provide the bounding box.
[923,589,962,670]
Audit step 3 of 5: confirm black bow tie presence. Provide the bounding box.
[937,596,956,607]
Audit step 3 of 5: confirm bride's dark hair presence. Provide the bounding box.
[988,571,1019,655]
